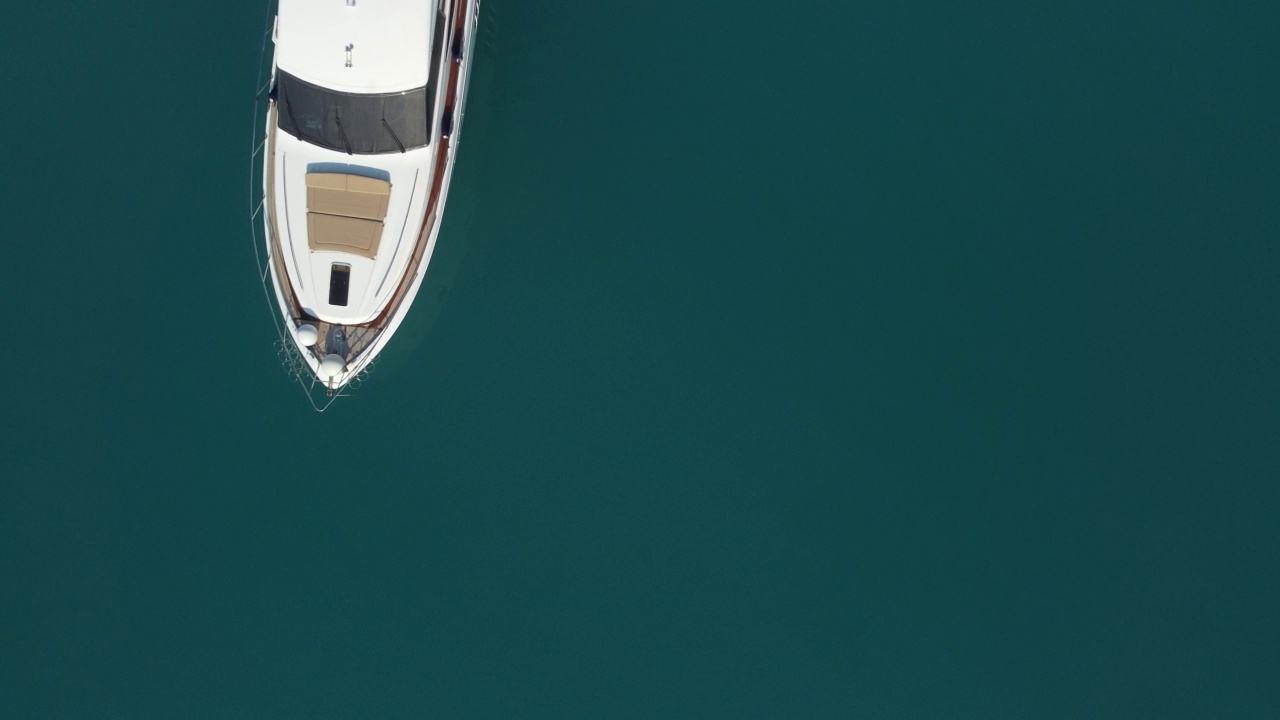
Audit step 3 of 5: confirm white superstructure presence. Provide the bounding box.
[275,0,433,93]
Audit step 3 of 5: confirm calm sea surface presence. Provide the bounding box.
[3,0,1278,716]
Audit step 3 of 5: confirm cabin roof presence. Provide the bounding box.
[276,0,434,94]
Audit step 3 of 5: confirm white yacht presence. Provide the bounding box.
[253,0,479,404]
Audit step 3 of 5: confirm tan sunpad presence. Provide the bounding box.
[305,172,392,258]
[306,214,384,255]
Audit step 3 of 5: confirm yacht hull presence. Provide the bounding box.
[257,0,480,400]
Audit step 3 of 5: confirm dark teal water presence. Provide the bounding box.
[3,1,1279,716]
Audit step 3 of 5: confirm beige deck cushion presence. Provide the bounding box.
[307,213,384,257]
[305,173,392,220]
[304,172,392,259]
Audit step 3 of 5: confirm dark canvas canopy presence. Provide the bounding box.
[276,71,430,154]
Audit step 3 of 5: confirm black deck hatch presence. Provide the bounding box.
[328,264,351,306]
